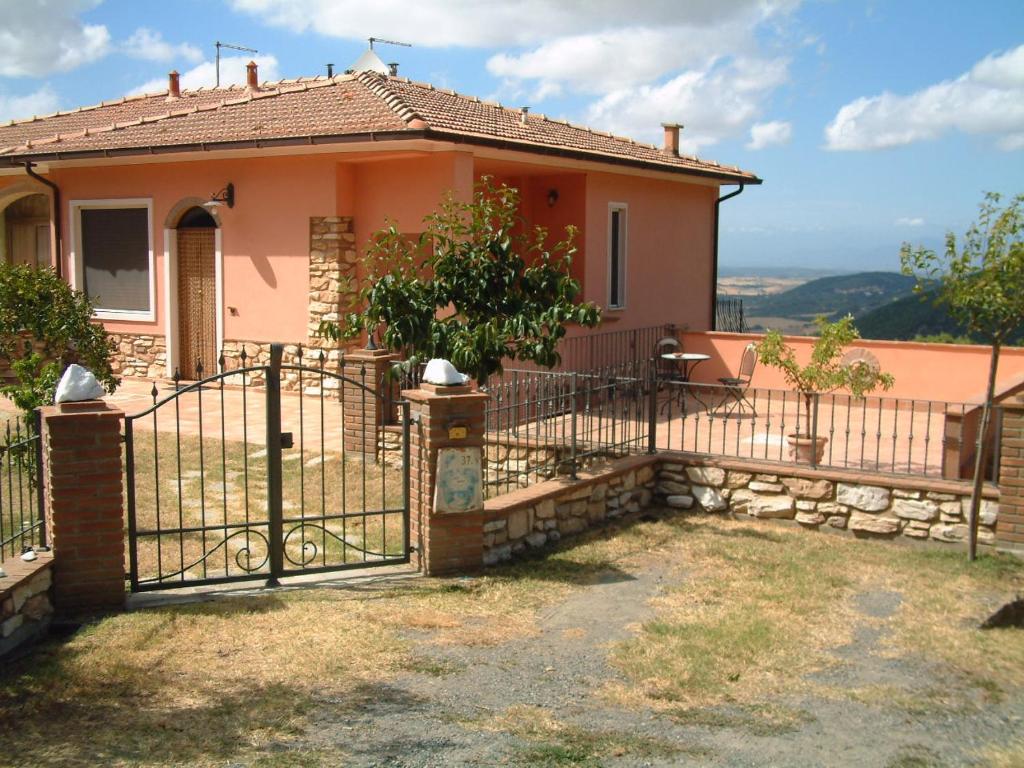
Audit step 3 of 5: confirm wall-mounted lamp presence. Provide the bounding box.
[203,182,235,211]
[547,188,559,207]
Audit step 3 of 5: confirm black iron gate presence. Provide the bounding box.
[124,344,410,592]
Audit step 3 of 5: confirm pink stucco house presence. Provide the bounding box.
[0,61,759,381]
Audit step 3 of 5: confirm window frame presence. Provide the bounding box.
[607,202,628,310]
[69,198,155,322]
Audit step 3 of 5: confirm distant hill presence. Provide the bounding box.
[856,290,1024,345]
[744,272,916,321]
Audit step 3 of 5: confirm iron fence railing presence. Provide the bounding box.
[1,412,45,563]
[715,297,746,333]
[480,364,993,498]
[484,364,652,498]
[654,381,991,480]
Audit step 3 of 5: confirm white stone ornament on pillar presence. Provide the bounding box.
[423,359,470,386]
[53,364,106,404]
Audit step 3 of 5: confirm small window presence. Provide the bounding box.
[608,204,627,308]
[72,200,153,319]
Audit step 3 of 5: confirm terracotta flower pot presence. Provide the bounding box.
[786,434,827,464]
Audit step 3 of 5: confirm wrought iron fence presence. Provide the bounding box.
[655,381,991,480]
[715,297,746,333]
[484,363,652,497]
[0,412,45,563]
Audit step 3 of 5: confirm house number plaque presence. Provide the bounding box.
[434,447,483,514]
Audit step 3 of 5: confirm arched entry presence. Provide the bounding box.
[2,193,51,268]
[175,206,217,380]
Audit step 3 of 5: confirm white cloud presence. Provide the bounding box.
[585,56,790,152]
[747,120,792,149]
[895,217,925,227]
[0,86,60,123]
[825,44,1024,151]
[131,54,281,95]
[0,0,110,77]
[231,0,793,48]
[122,28,203,65]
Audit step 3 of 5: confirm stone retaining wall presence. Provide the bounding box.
[220,340,353,394]
[0,554,54,658]
[481,456,658,565]
[654,455,999,546]
[109,333,166,379]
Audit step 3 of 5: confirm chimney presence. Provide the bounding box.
[246,60,259,90]
[520,106,529,126]
[167,70,180,99]
[388,62,399,77]
[326,63,334,78]
[661,122,682,156]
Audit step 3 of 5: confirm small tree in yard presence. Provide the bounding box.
[901,191,1024,561]
[0,264,117,424]
[758,315,894,447]
[319,178,601,384]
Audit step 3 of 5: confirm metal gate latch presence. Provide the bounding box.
[280,432,294,449]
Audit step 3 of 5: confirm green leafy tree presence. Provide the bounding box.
[757,315,895,435]
[0,264,117,422]
[319,178,601,384]
[901,192,1024,561]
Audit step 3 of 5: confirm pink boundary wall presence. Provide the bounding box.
[681,331,1024,405]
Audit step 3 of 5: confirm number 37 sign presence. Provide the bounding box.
[434,447,484,514]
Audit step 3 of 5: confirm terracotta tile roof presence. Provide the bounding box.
[0,72,759,184]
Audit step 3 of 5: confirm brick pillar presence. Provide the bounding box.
[404,383,488,575]
[40,402,126,611]
[997,395,1024,551]
[342,349,400,457]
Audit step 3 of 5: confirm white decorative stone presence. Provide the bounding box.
[892,498,939,522]
[422,358,470,386]
[837,483,891,512]
[691,485,727,512]
[54,364,105,403]
[686,467,726,486]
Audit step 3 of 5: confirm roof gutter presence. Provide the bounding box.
[23,161,62,279]
[711,184,745,331]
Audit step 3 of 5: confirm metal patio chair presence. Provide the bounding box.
[655,336,682,384]
[713,342,758,416]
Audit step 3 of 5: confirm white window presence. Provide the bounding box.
[608,203,627,309]
[71,199,154,321]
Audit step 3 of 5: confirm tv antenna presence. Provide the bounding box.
[215,41,258,87]
[368,37,412,51]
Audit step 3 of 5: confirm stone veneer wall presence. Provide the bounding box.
[109,333,166,378]
[479,453,1002,569]
[0,554,53,658]
[482,456,658,565]
[654,456,999,546]
[308,216,359,345]
[220,340,347,393]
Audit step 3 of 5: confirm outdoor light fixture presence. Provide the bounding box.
[365,323,380,351]
[204,182,235,210]
[547,188,559,207]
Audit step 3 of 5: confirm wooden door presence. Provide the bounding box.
[177,228,217,380]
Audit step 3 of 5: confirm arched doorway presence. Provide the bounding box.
[2,193,51,268]
[176,206,217,380]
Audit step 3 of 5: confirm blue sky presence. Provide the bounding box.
[1,0,1021,272]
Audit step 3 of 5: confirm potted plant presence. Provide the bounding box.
[757,315,894,463]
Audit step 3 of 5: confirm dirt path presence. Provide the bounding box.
[269,553,1023,767]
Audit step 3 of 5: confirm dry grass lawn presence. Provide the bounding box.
[1,512,1022,767]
